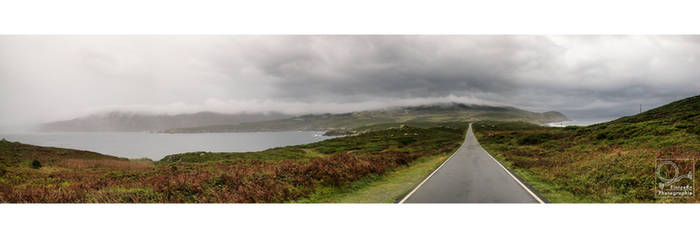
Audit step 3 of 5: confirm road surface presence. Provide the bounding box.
[400,123,545,203]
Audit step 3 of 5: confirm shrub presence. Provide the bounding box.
[31,160,42,169]
[518,133,552,145]
[595,132,609,140]
[674,122,694,129]
[688,125,700,135]
[396,137,417,145]
[563,126,581,131]
[0,126,463,203]
[88,187,162,203]
[491,134,507,144]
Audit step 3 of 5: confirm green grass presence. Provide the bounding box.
[0,138,126,168]
[1,125,466,203]
[161,125,466,163]
[296,152,454,203]
[485,148,596,203]
[472,95,700,203]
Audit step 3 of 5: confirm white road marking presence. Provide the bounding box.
[398,125,468,204]
[481,146,546,204]
[399,123,546,204]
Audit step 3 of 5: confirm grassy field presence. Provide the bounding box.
[472,95,700,203]
[1,124,466,203]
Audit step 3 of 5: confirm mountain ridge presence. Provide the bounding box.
[162,102,569,133]
[40,111,292,132]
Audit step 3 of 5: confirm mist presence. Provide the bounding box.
[2,36,699,128]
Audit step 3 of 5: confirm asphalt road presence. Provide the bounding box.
[400,123,544,203]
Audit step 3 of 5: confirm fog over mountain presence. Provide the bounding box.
[39,111,291,132]
[2,36,700,129]
[162,102,570,133]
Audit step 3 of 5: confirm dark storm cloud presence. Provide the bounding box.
[221,36,700,121]
[1,36,699,126]
[216,36,566,106]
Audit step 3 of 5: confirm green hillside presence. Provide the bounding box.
[163,102,568,133]
[0,138,127,168]
[473,94,700,203]
[1,125,465,203]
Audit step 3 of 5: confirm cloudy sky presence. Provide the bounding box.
[1,35,699,127]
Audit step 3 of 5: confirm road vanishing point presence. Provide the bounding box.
[400,123,546,203]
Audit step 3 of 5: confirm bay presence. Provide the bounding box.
[0,131,333,160]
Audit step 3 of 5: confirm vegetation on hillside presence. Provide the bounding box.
[297,153,453,203]
[162,103,567,133]
[472,95,700,202]
[0,125,465,203]
[41,111,291,132]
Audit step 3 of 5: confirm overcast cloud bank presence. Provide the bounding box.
[1,36,699,126]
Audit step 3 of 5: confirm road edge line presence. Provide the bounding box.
[397,125,469,204]
[482,148,547,204]
[470,125,546,203]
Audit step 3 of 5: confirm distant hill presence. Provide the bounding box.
[582,94,700,140]
[40,111,291,132]
[163,102,569,133]
[0,138,126,168]
[608,94,700,125]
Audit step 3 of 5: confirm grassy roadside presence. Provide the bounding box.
[473,94,700,203]
[2,125,466,203]
[483,146,595,203]
[295,152,454,203]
